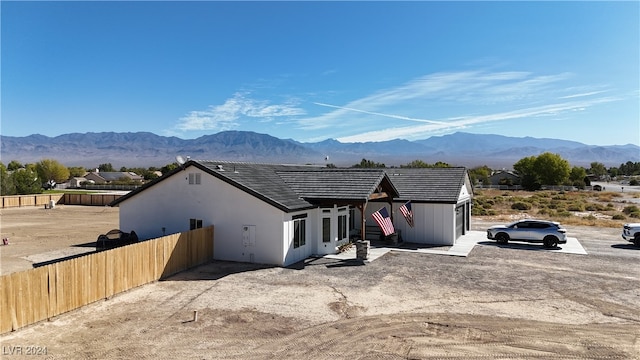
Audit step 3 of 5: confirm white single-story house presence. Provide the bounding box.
[110,160,473,267]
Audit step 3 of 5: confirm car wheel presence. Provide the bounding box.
[633,235,640,248]
[496,233,509,244]
[543,236,558,249]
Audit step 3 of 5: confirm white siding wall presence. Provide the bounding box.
[391,203,456,245]
[118,167,289,266]
[282,210,317,266]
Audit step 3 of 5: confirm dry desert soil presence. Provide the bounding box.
[1,203,639,359]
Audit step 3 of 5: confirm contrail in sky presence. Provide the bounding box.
[313,102,449,125]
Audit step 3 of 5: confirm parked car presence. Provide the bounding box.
[487,219,567,248]
[621,223,640,247]
[96,229,138,250]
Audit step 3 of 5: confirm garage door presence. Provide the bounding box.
[455,205,464,238]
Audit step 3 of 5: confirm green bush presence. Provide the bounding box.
[556,211,572,217]
[612,214,626,220]
[567,203,585,212]
[622,205,639,215]
[511,202,531,210]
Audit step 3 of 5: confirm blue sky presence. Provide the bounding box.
[2,1,639,146]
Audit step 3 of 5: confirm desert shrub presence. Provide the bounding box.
[630,179,638,186]
[622,205,640,216]
[612,214,626,220]
[630,212,640,219]
[556,210,572,217]
[606,203,614,208]
[472,207,488,216]
[511,202,531,210]
[584,214,597,221]
[537,208,549,215]
[585,203,606,211]
[567,203,585,212]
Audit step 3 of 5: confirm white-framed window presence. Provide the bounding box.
[338,214,347,241]
[322,217,331,243]
[188,173,201,185]
[293,214,307,248]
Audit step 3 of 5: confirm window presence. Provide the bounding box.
[322,218,331,243]
[190,218,203,230]
[338,214,347,240]
[188,173,201,185]
[293,214,307,248]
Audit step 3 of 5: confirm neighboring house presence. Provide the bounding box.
[85,171,144,184]
[110,160,473,267]
[488,170,520,186]
[68,177,87,188]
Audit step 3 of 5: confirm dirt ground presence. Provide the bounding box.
[0,205,120,275]
[1,203,640,359]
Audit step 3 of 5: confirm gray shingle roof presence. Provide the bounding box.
[384,167,468,203]
[194,161,316,211]
[277,169,393,201]
[111,160,467,210]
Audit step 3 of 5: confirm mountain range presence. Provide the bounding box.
[1,131,638,169]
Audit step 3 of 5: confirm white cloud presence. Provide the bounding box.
[300,70,619,142]
[174,93,306,132]
[337,96,619,142]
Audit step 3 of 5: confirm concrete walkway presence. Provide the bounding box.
[323,230,587,263]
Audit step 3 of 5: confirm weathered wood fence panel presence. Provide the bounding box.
[1,194,64,209]
[0,194,123,208]
[0,226,213,334]
[58,193,121,206]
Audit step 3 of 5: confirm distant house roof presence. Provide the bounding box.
[88,172,143,182]
[385,167,469,203]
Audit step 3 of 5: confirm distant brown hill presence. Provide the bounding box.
[1,131,638,168]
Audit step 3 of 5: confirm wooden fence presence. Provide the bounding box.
[1,193,123,208]
[57,193,123,206]
[1,194,64,209]
[0,226,214,334]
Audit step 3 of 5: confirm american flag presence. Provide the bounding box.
[372,207,395,236]
[399,201,414,227]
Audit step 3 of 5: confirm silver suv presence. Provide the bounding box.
[487,219,567,248]
[622,223,640,247]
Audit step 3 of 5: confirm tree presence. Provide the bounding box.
[352,158,385,168]
[534,152,570,186]
[513,153,570,190]
[7,160,23,171]
[10,168,42,195]
[36,159,70,184]
[0,162,16,195]
[160,163,179,175]
[98,163,115,172]
[401,160,430,168]
[401,160,451,168]
[589,162,607,178]
[68,166,88,177]
[569,166,587,189]
[513,156,539,190]
[468,165,491,186]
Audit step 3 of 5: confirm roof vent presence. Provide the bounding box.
[216,164,224,171]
